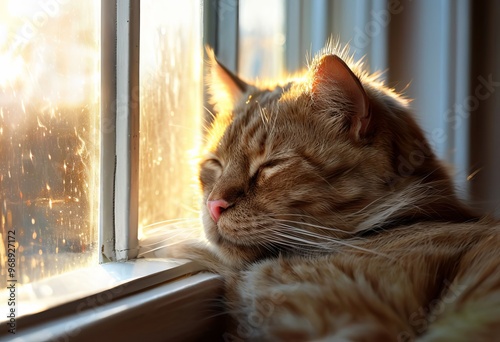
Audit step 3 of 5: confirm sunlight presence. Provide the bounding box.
[5,0,38,16]
[138,0,203,241]
[0,53,23,88]
[239,0,285,79]
[0,0,100,106]
[0,0,100,287]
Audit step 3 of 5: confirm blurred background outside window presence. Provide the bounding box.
[0,0,100,287]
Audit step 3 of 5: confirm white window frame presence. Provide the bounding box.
[101,0,140,262]
[102,0,241,260]
[1,1,233,340]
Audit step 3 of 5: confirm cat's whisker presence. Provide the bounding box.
[268,231,333,251]
[271,212,324,223]
[270,210,349,226]
[338,182,446,231]
[139,230,197,247]
[271,218,357,236]
[140,226,202,240]
[272,223,391,258]
[203,105,216,120]
[138,218,205,258]
[264,101,279,136]
[137,244,168,257]
[140,217,200,229]
[265,225,333,246]
[271,212,352,228]
[274,223,341,242]
[137,235,204,257]
[257,102,269,126]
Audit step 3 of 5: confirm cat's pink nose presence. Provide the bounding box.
[207,199,230,223]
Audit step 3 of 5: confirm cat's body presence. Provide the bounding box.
[219,221,500,341]
[162,45,500,341]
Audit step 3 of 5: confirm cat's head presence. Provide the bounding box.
[199,46,475,266]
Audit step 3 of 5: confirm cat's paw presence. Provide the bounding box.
[163,240,211,260]
[144,239,234,275]
[139,237,206,259]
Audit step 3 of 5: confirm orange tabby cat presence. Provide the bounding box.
[168,45,500,341]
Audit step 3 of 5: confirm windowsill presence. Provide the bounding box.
[0,259,225,341]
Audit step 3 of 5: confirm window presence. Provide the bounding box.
[0,1,217,337]
[138,0,203,250]
[0,0,100,286]
[238,0,285,79]
[0,0,498,340]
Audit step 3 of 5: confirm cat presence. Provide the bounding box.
[153,43,500,341]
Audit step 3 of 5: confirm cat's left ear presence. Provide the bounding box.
[206,47,250,111]
[312,55,371,140]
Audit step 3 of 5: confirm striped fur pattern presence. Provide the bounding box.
[169,44,500,341]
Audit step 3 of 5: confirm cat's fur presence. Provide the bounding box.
[165,45,500,341]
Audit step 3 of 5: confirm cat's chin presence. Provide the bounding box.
[209,231,278,266]
[204,217,258,247]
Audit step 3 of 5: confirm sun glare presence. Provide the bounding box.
[138,0,203,242]
[0,53,23,88]
[0,0,100,287]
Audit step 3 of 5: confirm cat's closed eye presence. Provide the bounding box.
[253,159,289,183]
[199,158,223,186]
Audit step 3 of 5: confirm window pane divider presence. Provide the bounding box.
[101,0,140,262]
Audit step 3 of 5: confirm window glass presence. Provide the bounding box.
[0,0,100,285]
[139,0,203,241]
[239,0,285,79]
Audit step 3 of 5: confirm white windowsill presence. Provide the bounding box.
[0,259,225,341]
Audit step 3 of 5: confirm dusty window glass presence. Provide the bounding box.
[138,0,203,244]
[239,0,285,79]
[0,1,100,286]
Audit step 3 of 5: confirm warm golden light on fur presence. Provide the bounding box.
[165,43,500,340]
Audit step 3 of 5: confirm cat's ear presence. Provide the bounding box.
[206,47,249,111]
[312,55,371,140]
